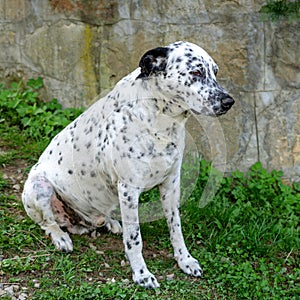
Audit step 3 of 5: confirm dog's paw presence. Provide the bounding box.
[46,225,73,252]
[133,270,160,289]
[105,218,122,234]
[178,257,202,277]
[51,231,73,252]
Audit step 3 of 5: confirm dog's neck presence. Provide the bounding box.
[136,78,191,121]
[100,70,192,130]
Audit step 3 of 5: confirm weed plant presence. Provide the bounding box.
[0,79,299,299]
[260,0,300,21]
[0,78,83,140]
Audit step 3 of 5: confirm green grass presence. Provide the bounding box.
[0,80,299,299]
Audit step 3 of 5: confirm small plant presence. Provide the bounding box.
[0,77,84,140]
[260,0,300,21]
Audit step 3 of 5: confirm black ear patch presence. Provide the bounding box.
[137,47,169,79]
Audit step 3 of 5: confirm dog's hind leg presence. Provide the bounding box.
[22,174,73,252]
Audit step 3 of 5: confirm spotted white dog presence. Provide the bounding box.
[22,41,234,288]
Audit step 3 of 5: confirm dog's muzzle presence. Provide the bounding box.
[212,94,235,116]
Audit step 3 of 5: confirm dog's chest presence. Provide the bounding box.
[38,96,186,199]
[93,106,186,189]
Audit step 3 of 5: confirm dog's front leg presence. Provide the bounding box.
[159,176,203,277]
[118,181,160,288]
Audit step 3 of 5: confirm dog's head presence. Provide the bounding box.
[137,41,234,116]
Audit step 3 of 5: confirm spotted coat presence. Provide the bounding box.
[22,41,234,289]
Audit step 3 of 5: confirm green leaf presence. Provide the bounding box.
[26,77,44,90]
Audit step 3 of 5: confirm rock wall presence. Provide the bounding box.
[0,0,299,181]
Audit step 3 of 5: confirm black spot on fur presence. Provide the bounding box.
[126,241,132,250]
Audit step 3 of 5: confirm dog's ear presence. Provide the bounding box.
[136,47,169,79]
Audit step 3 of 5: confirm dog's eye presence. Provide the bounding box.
[191,70,201,76]
[190,70,204,77]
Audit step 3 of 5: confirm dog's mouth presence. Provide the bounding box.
[191,96,235,117]
[190,108,225,117]
[191,109,201,115]
[191,107,232,117]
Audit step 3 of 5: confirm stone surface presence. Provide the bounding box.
[256,90,300,181]
[22,20,99,106]
[0,0,299,181]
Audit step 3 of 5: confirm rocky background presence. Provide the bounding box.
[0,0,299,181]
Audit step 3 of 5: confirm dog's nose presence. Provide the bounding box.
[221,96,235,109]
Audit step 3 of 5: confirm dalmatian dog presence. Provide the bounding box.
[22,41,234,288]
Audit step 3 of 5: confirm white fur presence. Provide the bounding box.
[22,41,234,288]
